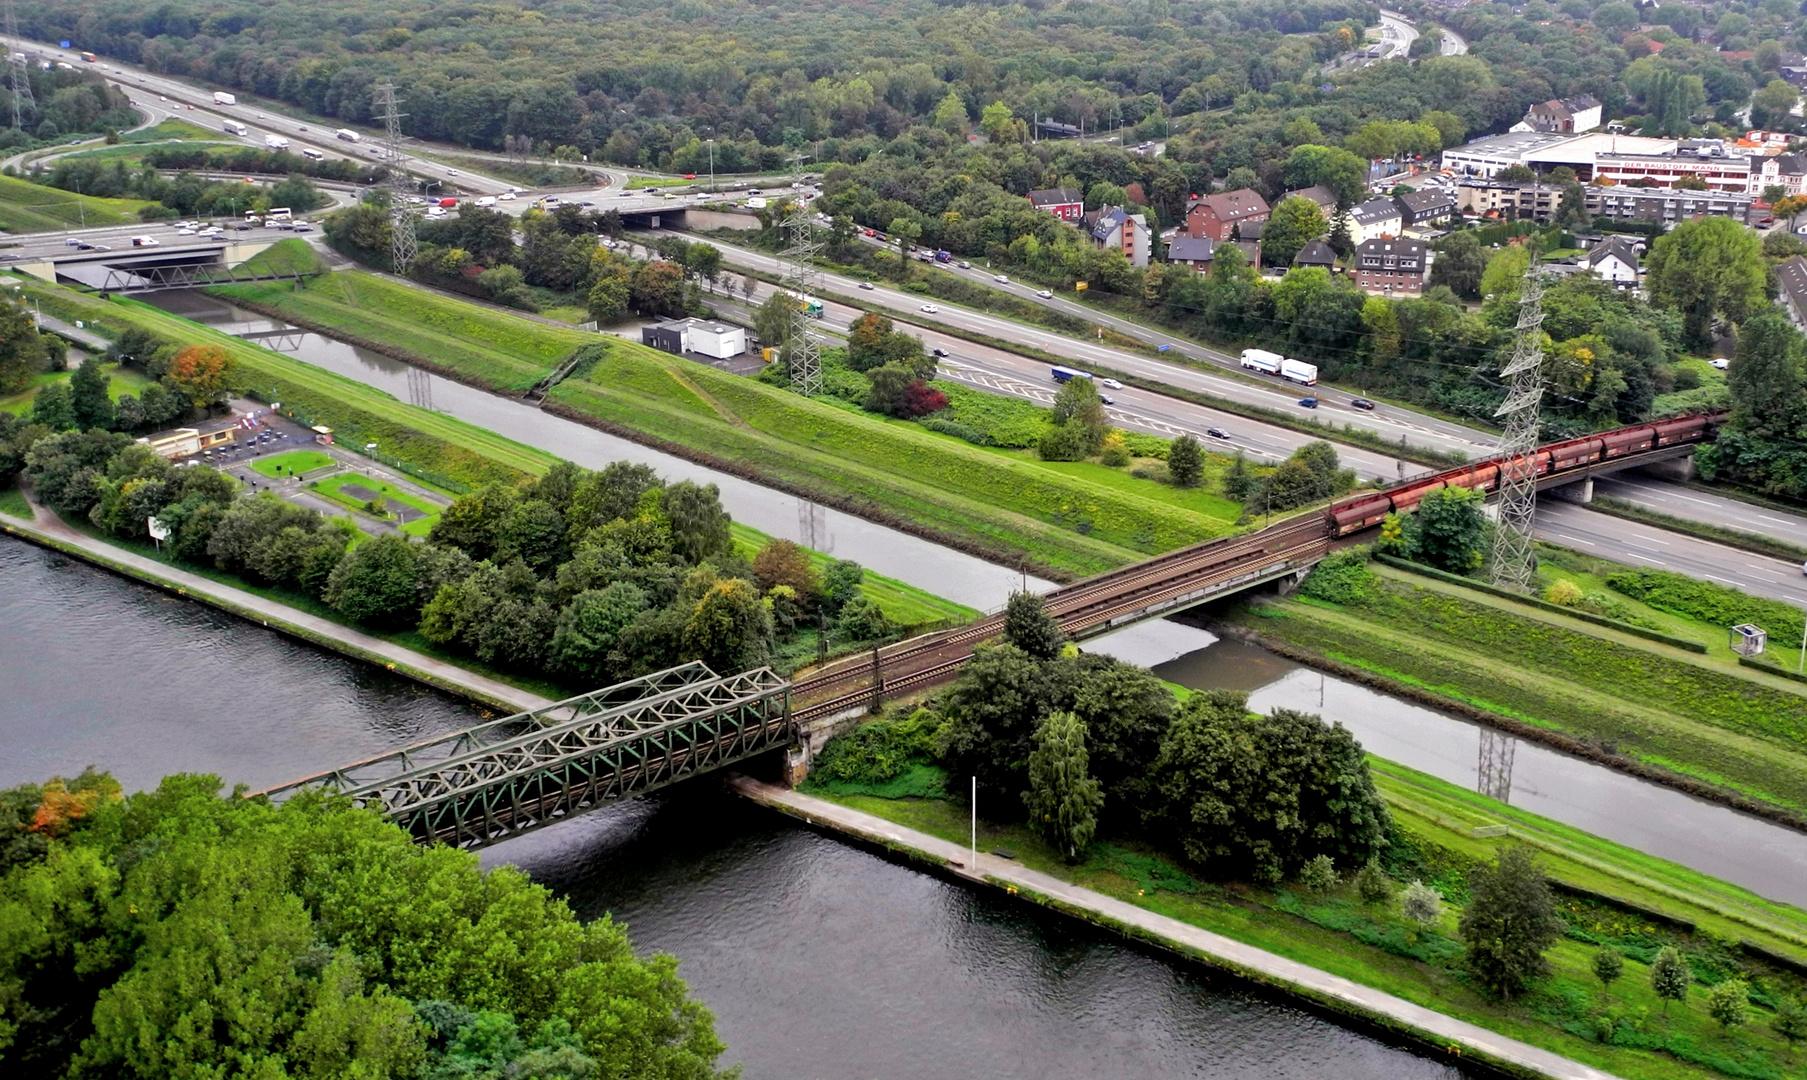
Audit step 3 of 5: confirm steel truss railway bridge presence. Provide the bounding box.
[258,416,1720,848]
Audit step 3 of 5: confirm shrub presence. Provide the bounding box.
[811,709,941,784]
[1543,580,1584,606]
[1401,880,1443,932]
[1298,548,1374,604]
[1098,432,1131,468]
[1608,567,1805,644]
[1354,861,1394,903]
[1707,978,1749,1030]
[1299,853,1338,892]
[1650,946,1691,1013]
[1458,847,1560,1000]
[1592,948,1624,995]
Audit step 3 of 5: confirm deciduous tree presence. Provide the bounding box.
[1022,710,1103,861]
[1458,846,1563,1000]
[165,344,236,408]
[1645,216,1767,347]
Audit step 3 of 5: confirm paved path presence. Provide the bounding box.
[33,312,109,351]
[0,495,551,714]
[732,776,1624,1080]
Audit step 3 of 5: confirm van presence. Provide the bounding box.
[476,196,497,207]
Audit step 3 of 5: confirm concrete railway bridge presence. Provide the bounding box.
[253,414,1721,850]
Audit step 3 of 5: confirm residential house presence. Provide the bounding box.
[1394,188,1457,228]
[1779,256,1807,329]
[1754,153,1807,198]
[1353,237,1429,295]
[1349,197,1404,243]
[1582,236,1641,287]
[1027,188,1084,222]
[1165,235,1217,273]
[1282,185,1340,213]
[1515,94,1604,134]
[1086,205,1152,267]
[1185,190,1270,241]
[1292,239,1340,271]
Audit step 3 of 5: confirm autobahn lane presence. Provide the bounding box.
[1537,501,1807,610]
[1593,475,1807,549]
[686,233,1498,461]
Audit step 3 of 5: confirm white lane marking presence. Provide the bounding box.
[1703,573,1740,585]
[1626,535,1669,547]
[1551,533,1595,546]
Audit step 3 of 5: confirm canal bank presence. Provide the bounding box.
[733,776,1617,1080]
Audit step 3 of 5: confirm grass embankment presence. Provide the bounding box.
[1,275,971,631]
[805,762,1807,1080]
[0,173,155,232]
[0,363,154,416]
[1235,562,1807,817]
[217,271,1244,577]
[0,484,29,518]
[216,271,591,393]
[232,238,329,278]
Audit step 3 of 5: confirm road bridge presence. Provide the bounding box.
[252,661,791,850]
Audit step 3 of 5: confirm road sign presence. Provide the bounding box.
[1074,282,1088,291]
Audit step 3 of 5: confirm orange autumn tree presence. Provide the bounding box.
[27,770,121,838]
[166,343,237,408]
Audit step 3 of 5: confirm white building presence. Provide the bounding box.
[1348,197,1403,243]
[641,317,749,360]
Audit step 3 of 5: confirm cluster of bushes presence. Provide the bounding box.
[139,143,385,184]
[1376,485,1489,573]
[0,769,729,1079]
[39,156,329,218]
[1607,567,1807,647]
[34,328,235,438]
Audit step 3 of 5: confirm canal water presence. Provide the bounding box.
[0,536,1469,1078]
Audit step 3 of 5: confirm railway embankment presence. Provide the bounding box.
[1229,555,1807,828]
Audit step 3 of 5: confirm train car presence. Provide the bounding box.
[1387,478,1447,515]
[1546,436,1604,472]
[1600,425,1657,458]
[1329,494,1392,537]
[1446,461,1501,494]
[1654,414,1708,446]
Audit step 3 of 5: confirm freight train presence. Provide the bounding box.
[1327,412,1725,538]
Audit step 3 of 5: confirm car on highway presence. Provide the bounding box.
[920,304,940,313]
[1350,397,1376,410]
[957,260,970,268]
[64,238,81,246]
[447,169,458,176]
[684,173,696,179]
[931,347,949,358]
[1099,394,1114,405]
[298,125,307,131]
[994,274,1009,283]
[748,188,763,195]
[1035,289,1052,298]
[858,281,875,290]
[74,242,93,250]
[1298,397,1319,408]
[130,236,159,247]
[1205,427,1232,440]
[864,228,876,236]
[1099,378,1122,389]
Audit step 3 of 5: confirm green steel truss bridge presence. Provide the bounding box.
[252,662,791,850]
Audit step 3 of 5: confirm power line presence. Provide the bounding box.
[373,83,416,275]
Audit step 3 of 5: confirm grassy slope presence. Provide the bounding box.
[1,364,154,416]
[809,771,1807,1080]
[1237,565,1807,815]
[0,173,155,232]
[219,271,1242,576]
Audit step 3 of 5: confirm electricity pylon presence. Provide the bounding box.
[5,0,33,131]
[373,83,416,274]
[1489,257,1548,593]
[779,189,822,395]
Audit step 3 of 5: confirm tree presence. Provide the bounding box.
[1167,434,1202,488]
[1650,946,1691,1014]
[752,539,818,603]
[846,312,894,371]
[933,89,968,134]
[1146,694,1391,882]
[0,292,45,394]
[980,101,1016,142]
[1754,79,1800,128]
[1260,196,1327,268]
[1707,979,1749,1030]
[1645,216,1767,347]
[1410,485,1487,572]
[1554,182,1591,230]
[663,480,731,565]
[165,344,236,408]
[1022,710,1104,861]
[681,577,772,673]
[31,381,77,431]
[68,357,115,431]
[630,260,687,317]
[1592,948,1624,996]
[1429,232,1486,300]
[1050,375,1108,454]
[754,291,799,355]
[549,581,650,683]
[1496,163,1537,183]
[1354,861,1393,903]
[819,559,865,616]
[1773,996,1807,1047]
[1400,880,1443,933]
[586,275,631,324]
[1279,145,1368,208]
[888,217,922,274]
[1003,591,1065,660]
[324,535,419,627]
[1299,854,1337,891]
[1458,846,1562,1000]
[864,362,930,416]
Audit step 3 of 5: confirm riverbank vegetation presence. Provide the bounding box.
[1236,551,1807,820]
[803,596,1807,1080]
[0,769,731,1080]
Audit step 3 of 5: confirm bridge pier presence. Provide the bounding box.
[1271,567,1312,598]
[1546,477,1594,504]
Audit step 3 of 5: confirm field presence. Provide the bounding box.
[1236,561,1807,816]
[806,755,1807,1080]
[248,449,335,478]
[0,173,156,232]
[218,270,1245,575]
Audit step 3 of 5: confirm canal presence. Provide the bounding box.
[0,536,1470,1078]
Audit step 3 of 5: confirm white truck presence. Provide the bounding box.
[222,120,248,136]
[212,91,236,106]
[335,128,360,143]
[264,134,290,150]
[1239,348,1283,375]
[1280,358,1319,385]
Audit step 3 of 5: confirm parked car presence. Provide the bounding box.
[1350,397,1376,410]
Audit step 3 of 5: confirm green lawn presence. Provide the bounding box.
[625,176,695,189]
[249,449,335,478]
[64,140,237,165]
[1,363,154,416]
[0,173,156,232]
[1237,562,1807,816]
[122,117,220,143]
[309,472,446,537]
[0,484,30,519]
[231,238,327,279]
[215,271,590,392]
[806,760,1807,1080]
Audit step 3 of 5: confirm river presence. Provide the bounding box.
[0,536,1469,1078]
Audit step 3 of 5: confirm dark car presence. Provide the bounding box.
[1350,397,1376,410]
[1205,427,1231,440]
[1298,397,1319,409]
[1099,394,1115,405]
[930,347,949,358]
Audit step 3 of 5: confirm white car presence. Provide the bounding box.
[498,191,515,201]
[858,281,875,290]
[1035,289,1053,299]
[177,227,196,235]
[920,304,940,313]
[994,274,1009,283]
[1710,358,1729,370]
[1099,378,1122,390]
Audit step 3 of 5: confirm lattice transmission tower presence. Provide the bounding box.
[373,83,416,274]
[5,0,33,132]
[1477,729,1516,803]
[1488,258,1549,593]
[780,192,822,396]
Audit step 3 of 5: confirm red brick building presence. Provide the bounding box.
[1353,237,1429,295]
[1185,190,1270,241]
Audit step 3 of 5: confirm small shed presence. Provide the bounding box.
[1730,623,1768,656]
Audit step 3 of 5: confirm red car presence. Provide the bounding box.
[864,228,876,236]
[684,173,696,179]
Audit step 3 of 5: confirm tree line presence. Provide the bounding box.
[39,155,330,218]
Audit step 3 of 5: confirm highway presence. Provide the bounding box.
[1376,11,1420,59]
[678,233,1499,462]
[1438,25,1469,56]
[1595,475,1807,549]
[1537,501,1807,612]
